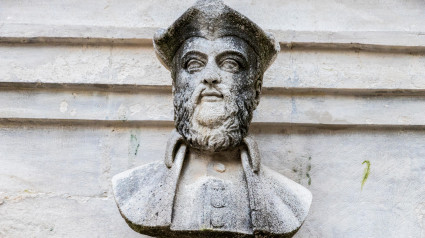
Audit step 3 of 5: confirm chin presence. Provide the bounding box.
[174,88,254,152]
[186,115,243,152]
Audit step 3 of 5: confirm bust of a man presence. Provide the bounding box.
[112,1,312,237]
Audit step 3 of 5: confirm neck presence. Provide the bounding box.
[179,146,243,182]
[188,147,240,163]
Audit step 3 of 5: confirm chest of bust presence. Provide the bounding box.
[171,152,252,234]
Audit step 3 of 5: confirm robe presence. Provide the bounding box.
[112,143,312,238]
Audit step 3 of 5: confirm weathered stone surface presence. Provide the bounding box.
[2,0,425,32]
[0,197,142,238]
[0,125,108,197]
[252,126,425,238]
[0,124,172,198]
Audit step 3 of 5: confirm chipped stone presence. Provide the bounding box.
[214,162,226,173]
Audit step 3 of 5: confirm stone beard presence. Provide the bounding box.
[172,37,261,152]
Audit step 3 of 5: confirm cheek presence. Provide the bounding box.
[176,71,202,88]
[230,72,255,91]
[175,72,195,94]
[175,71,187,87]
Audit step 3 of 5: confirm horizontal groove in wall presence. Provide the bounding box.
[1,37,424,54]
[0,37,154,47]
[1,118,425,131]
[2,39,425,55]
[2,37,425,54]
[1,82,425,96]
[281,42,425,55]
[0,118,174,128]
[1,24,425,53]
[0,82,173,94]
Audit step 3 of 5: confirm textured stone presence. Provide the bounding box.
[0,197,141,238]
[2,0,425,32]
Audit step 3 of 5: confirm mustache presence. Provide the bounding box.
[189,85,228,105]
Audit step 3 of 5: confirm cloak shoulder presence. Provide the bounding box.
[112,162,170,228]
[245,163,313,236]
[112,144,187,236]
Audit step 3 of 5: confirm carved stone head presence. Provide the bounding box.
[154,0,280,152]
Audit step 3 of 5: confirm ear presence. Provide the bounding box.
[243,135,261,173]
[164,129,184,168]
[253,76,263,109]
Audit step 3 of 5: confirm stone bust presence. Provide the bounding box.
[112,0,312,237]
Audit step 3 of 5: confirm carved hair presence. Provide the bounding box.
[173,78,256,152]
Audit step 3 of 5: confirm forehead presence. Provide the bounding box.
[179,36,253,57]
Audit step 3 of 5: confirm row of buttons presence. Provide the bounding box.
[209,180,227,228]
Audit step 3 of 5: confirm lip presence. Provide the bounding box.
[200,90,223,102]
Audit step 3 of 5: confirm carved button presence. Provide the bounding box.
[211,197,226,208]
[211,211,225,228]
[214,162,226,173]
[210,181,226,208]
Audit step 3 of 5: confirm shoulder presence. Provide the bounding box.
[112,162,171,228]
[254,165,313,235]
[261,165,313,209]
[112,162,168,202]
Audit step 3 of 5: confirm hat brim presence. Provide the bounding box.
[153,0,280,73]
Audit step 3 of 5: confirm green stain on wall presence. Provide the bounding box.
[306,173,311,186]
[129,134,140,156]
[361,160,371,190]
[306,156,312,185]
[135,143,140,156]
[291,156,312,186]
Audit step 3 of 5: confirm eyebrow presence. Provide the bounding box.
[179,51,207,68]
[181,51,207,60]
[216,50,249,66]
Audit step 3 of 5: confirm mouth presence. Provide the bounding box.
[200,89,223,102]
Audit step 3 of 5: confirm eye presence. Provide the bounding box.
[219,58,241,73]
[185,58,205,73]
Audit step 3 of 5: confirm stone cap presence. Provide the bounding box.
[153,0,280,73]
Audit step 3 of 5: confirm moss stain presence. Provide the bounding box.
[293,156,312,185]
[129,134,140,156]
[306,173,311,186]
[361,160,371,190]
[199,226,213,231]
[306,156,312,186]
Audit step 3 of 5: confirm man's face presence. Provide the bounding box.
[173,36,261,152]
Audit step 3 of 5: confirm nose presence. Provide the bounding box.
[202,68,221,85]
[203,77,220,85]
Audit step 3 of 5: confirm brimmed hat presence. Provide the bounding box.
[153,0,280,73]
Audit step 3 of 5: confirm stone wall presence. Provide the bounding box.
[0,0,424,237]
